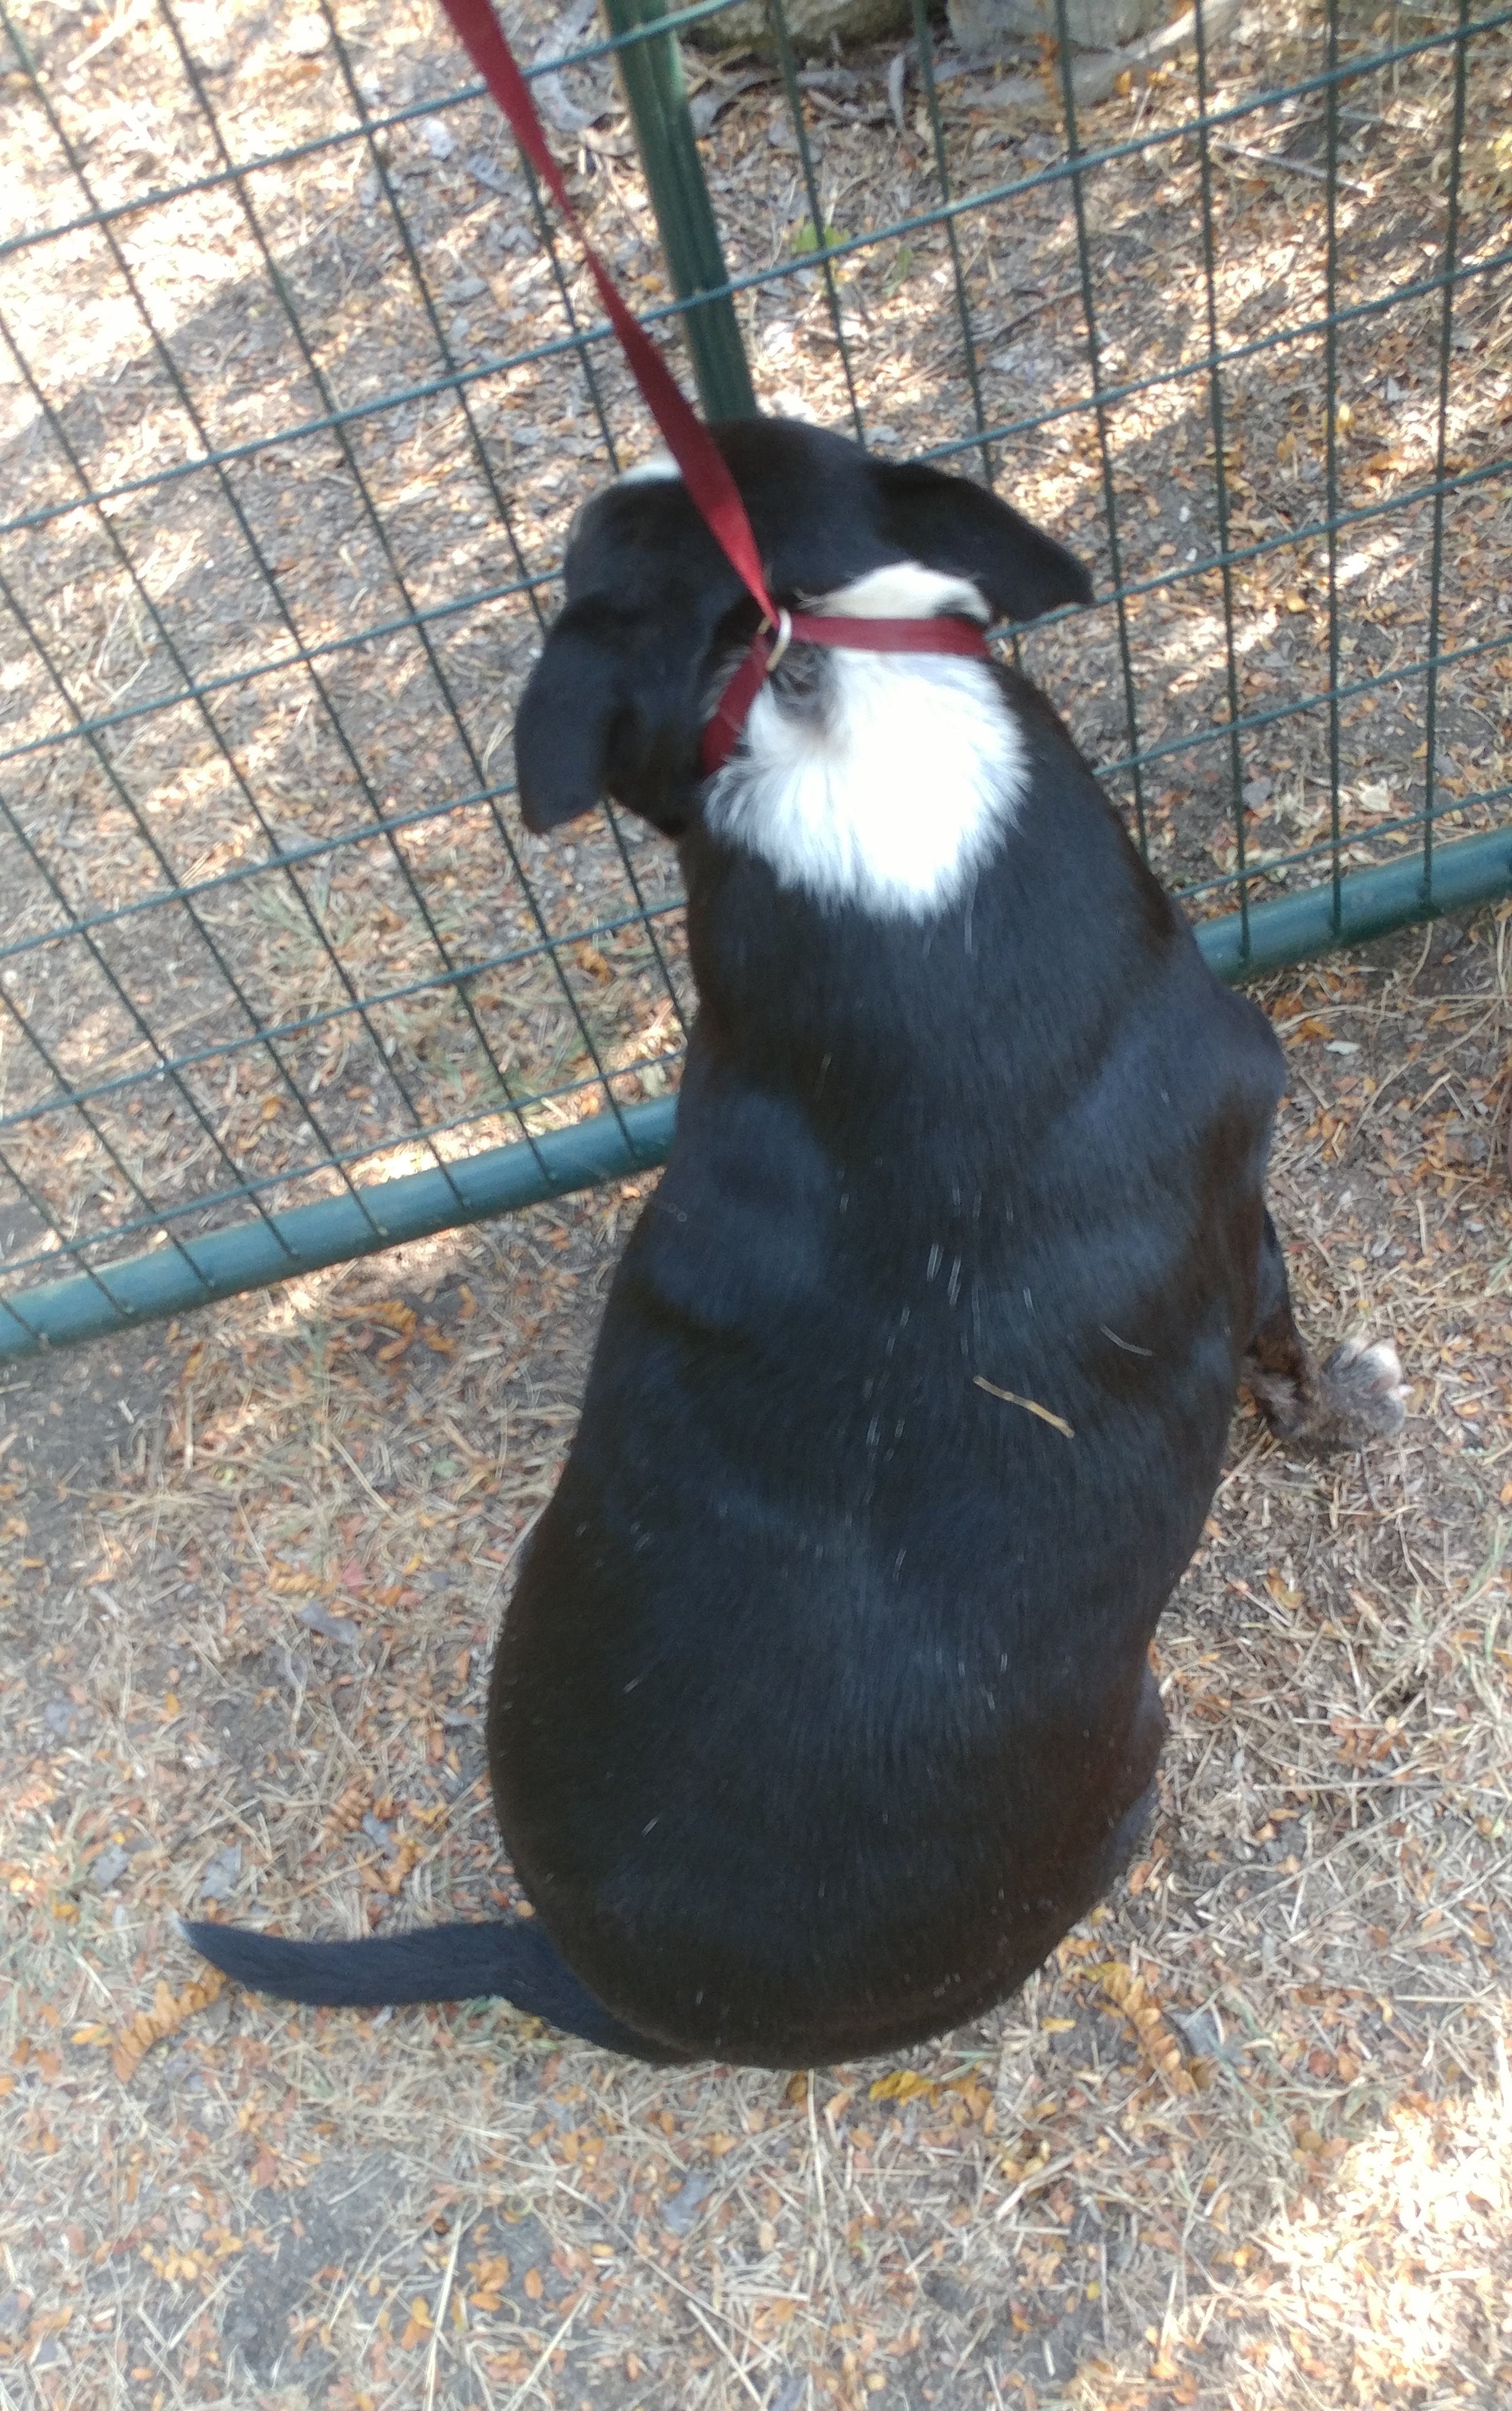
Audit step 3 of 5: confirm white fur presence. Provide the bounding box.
[808,560,991,627]
[707,562,1024,920]
[617,450,680,487]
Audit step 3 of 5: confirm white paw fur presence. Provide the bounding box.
[1320,1336,1409,1438]
[1327,1336,1408,1401]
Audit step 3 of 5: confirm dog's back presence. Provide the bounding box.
[493,566,1283,2064]
[188,421,1287,2065]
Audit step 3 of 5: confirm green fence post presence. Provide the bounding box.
[598,0,757,421]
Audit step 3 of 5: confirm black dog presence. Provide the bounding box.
[186,419,1404,2066]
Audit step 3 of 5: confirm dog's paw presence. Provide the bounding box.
[1248,1335,1407,1451]
[1244,1363,1309,1436]
[1314,1336,1408,1443]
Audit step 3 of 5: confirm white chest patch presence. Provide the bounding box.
[706,562,1027,920]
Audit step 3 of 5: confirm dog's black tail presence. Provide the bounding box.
[179,1915,684,2060]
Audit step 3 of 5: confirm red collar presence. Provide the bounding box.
[699,608,993,777]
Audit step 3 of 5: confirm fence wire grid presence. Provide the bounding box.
[0,0,1508,1356]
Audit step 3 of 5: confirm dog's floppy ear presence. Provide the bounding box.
[514,599,633,835]
[870,458,1092,623]
[514,593,721,838]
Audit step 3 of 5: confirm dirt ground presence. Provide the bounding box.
[2,902,1511,2410]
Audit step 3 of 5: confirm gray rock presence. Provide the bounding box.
[690,0,911,57]
[0,2292,30,2344]
[466,151,514,196]
[43,1699,85,1743]
[1172,2003,1242,2064]
[91,1843,131,1893]
[949,0,1162,49]
[662,2169,715,2234]
[295,1600,360,1647]
[987,341,1044,381]
[955,0,1245,111]
[199,1844,242,1901]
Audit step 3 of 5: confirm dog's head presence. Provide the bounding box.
[514,419,1091,838]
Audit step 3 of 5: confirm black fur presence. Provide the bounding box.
[186,420,1393,2065]
[514,418,1090,834]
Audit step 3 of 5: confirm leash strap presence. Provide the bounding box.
[437,0,774,615]
[436,0,993,770]
[699,609,990,775]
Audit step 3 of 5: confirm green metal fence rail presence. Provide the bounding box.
[1,0,1507,1360]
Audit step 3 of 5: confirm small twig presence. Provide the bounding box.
[500,2294,583,2411]
[1099,1324,1154,1358]
[237,1504,270,1574]
[887,48,909,136]
[330,1430,392,1515]
[683,2296,765,2407]
[1215,139,1369,196]
[993,2150,1079,2220]
[423,2213,465,2411]
[974,1375,1075,1438]
[1216,1429,1270,1494]
[66,0,155,81]
[948,2304,995,2378]
[931,46,1040,88]
[807,2069,839,2315]
[167,2262,239,2350]
[1158,2262,1181,2358]
[979,285,1083,350]
[287,1847,388,1898]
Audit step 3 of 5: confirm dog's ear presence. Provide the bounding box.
[869,458,1092,623]
[515,593,724,837]
[514,599,633,835]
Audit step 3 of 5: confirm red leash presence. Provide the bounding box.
[698,607,990,773]
[435,0,991,776]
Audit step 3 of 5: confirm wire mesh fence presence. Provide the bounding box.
[1,0,1508,1356]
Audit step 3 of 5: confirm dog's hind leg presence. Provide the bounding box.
[1057,1671,1167,1924]
[1243,1210,1406,1448]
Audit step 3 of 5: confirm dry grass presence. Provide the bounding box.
[2,903,1510,2409]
